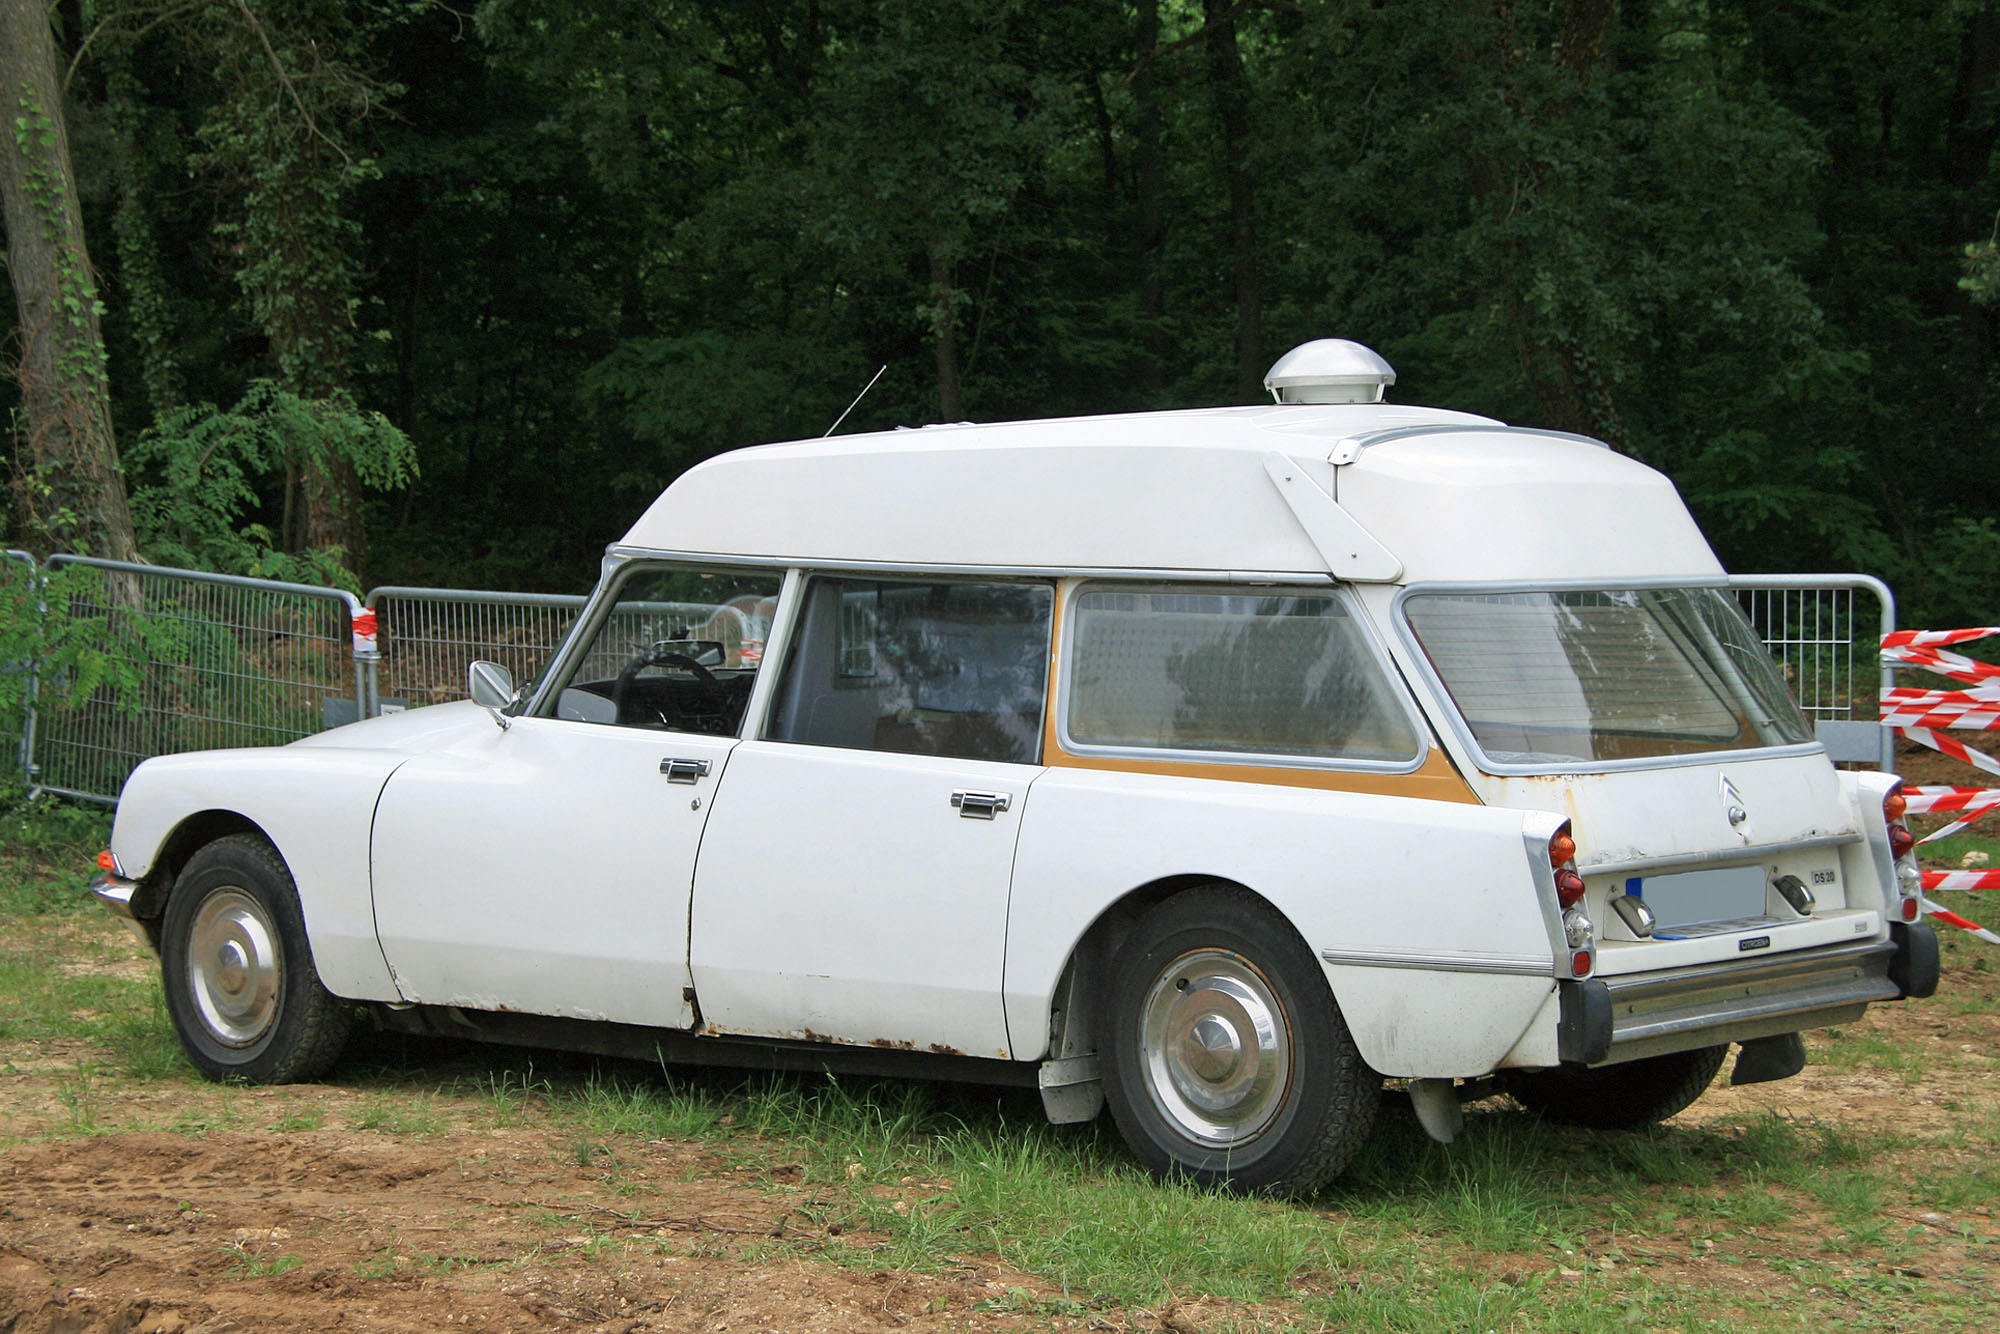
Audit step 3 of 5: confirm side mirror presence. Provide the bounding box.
[467,660,516,729]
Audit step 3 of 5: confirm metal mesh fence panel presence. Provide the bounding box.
[1732,575,1894,767]
[1,551,38,785]
[31,557,361,803]
[368,588,587,711]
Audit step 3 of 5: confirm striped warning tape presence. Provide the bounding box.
[1922,898,2000,943]
[1921,867,2000,889]
[1904,785,2000,813]
[1883,627,2000,648]
[1896,727,2000,778]
[1881,645,2000,686]
[1915,800,2000,846]
[1879,706,2000,730]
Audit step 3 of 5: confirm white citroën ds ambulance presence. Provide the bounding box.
[94,340,1938,1195]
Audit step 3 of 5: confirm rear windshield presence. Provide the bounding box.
[1403,587,1813,767]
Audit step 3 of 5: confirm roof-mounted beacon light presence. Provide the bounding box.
[1263,339,1396,405]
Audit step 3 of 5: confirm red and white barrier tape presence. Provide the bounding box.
[1881,644,2000,687]
[1896,726,2000,778]
[1916,801,2000,846]
[1903,785,2000,813]
[1922,867,2000,890]
[1922,898,2000,943]
[1883,627,2000,648]
[1879,706,2000,730]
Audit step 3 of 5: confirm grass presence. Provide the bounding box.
[2,793,1996,1331]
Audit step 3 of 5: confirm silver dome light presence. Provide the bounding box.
[1263,339,1396,405]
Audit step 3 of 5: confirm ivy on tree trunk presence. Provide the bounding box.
[0,0,139,561]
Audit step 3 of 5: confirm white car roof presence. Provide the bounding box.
[620,401,1723,584]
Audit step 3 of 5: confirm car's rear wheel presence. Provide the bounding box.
[1100,885,1379,1196]
[1504,1044,1729,1129]
[160,834,350,1083]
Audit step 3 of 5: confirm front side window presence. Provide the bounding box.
[767,577,1053,764]
[1064,586,1422,765]
[543,564,782,735]
[1403,586,1813,767]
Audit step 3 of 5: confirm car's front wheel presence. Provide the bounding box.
[1100,885,1379,1196]
[160,834,350,1083]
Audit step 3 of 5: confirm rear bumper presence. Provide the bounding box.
[1556,928,1933,1067]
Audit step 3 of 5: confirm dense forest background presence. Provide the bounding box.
[3,0,1998,625]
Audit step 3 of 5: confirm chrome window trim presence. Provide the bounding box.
[1054,579,1431,775]
[522,556,792,729]
[1390,579,1827,777]
[761,568,1059,765]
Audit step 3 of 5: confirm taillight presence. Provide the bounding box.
[1550,823,1586,908]
[1884,781,1922,921]
[96,849,117,873]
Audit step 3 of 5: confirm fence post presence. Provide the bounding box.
[351,601,380,721]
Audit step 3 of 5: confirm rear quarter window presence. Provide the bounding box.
[1062,586,1422,766]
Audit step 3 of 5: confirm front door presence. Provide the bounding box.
[370,561,786,1027]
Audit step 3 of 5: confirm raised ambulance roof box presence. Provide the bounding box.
[621,340,1723,586]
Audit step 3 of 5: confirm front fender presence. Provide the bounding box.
[110,746,410,1001]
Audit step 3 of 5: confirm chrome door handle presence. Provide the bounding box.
[950,790,1011,820]
[659,757,711,783]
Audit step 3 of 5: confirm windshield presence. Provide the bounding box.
[1403,586,1813,767]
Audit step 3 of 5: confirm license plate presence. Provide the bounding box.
[1628,865,1767,934]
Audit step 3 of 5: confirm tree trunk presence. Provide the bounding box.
[0,0,140,562]
[1135,0,1166,394]
[1202,0,1261,403]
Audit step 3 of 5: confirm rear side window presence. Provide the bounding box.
[1063,587,1422,765]
[766,577,1053,764]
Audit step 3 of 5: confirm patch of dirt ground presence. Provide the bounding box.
[0,1121,1095,1334]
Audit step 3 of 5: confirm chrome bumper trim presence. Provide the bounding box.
[90,871,159,957]
[1571,939,1898,1065]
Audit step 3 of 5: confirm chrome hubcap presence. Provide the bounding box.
[186,889,280,1047]
[1139,949,1291,1146]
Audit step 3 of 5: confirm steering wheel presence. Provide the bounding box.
[612,647,723,728]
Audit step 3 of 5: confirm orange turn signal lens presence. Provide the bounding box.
[1884,790,1908,822]
[1548,830,1577,868]
[96,850,116,873]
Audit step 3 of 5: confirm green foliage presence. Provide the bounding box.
[126,381,416,587]
[5,0,1996,622]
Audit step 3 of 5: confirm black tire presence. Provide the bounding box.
[159,834,351,1083]
[1504,1044,1729,1130]
[1100,885,1380,1196]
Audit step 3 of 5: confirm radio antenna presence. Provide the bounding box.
[824,364,888,437]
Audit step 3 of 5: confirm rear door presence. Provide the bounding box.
[689,575,1054,1057]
